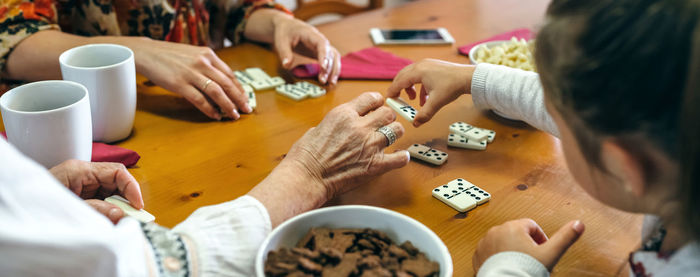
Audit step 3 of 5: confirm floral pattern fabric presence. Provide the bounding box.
[0,0,290,73]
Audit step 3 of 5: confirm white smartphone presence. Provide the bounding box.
[369,28,455,45]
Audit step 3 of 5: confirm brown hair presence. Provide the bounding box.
[536,0,700,240]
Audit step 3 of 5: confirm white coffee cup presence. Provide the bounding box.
[59,44,136,143]
[0,80,92,168]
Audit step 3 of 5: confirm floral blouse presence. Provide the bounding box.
[0,0,290,73]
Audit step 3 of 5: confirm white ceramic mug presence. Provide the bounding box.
[0,81,92,168]
[59,44,136,143]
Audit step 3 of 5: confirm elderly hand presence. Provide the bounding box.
[387,59,476,127]
[130,38,251,121]
[49,160,144,224]
[472,219,585,273]
[287,92,410,198]
[273,16,341,85]
[248,92,410,226]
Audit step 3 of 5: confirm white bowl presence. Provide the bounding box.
[255,205,453,276]
[468,40,511,65]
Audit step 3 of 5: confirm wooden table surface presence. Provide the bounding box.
[1,0,643,276]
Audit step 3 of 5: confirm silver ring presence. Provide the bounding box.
[376,125,397,146]
[202,79,213,91]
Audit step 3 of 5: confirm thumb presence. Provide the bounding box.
[275,37,295,69]
[541,220,585,269]
[85,199,125,224]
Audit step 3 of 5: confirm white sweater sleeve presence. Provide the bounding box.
[477,252,550,277]
[0,138,272,277]
[471,63,560,137]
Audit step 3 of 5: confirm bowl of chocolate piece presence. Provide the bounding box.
[255,205,452,277]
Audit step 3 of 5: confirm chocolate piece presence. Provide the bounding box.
[358,255,381,269]
[388,244,409,259]
[288,271,313,277]
[322,252,360,277]
[357,239,377,252]
[319,247,343,261]
[400,241,420,256]
[360,268,393,277]
[298,257,323,273]
[292,247,321,259]
[401,255,440,277]
[330,233,356,252]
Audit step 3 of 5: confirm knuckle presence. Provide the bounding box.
[191,96,208,107]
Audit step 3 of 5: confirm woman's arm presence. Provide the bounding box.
[5,30,250,120]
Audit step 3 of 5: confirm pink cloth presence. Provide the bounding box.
[458,28,535,56]
[1,132,140,167]
[292,47,413,80]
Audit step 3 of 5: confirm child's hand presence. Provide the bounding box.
[473,219,585,272]
[387,59,476,127]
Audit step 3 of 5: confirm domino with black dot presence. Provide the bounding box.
[432,178,491,212]
[447,133,487,150]
[407,144,448,165]
[449,122,489,141]
[386,97,417,122]
[432,178,478,212]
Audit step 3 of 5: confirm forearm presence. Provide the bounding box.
[470,63,560,137]
[247,158,328,228]
[5,30,151,81]
[243,8,293,44]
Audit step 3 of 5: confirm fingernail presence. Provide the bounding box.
[244,104,252,113]
[332,76,338,84]
[282,58,290,66]
[232,109,240,119]
[215,113,222,121]
[108,208,121,219]
[572,220,585,233]
[320,75,327,83]
[322,58,330,70]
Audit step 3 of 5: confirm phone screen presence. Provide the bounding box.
[381,29,444,40]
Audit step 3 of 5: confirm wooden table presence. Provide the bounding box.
[1,0,643,275]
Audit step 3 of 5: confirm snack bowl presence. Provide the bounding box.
[255,205,453,276]
[468,40,512,65]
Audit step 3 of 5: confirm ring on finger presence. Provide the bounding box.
[201,79,213,91]
[376,125,397,146]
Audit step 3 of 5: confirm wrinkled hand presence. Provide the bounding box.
[49,160,144,224]
[286,92,410,199]
[273,16,341,85]
[387,59,476,127]
[473,219,585,273]
[132,39,251,120]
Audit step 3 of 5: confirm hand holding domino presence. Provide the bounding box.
[105,195,156,223]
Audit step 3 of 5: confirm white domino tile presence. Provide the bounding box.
[276,84,308,101]
[105,195,155,223]
[447,133,487,150]
[386,97,417,122]
[432,178,491,212]
[407,143,448,165]
[449,122,489,141]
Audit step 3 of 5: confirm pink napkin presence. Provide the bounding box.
[458,28,535,56]
[292,47,413,80]
[1,132,140,167]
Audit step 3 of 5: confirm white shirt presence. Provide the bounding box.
[0,137,271,276]
[471,63,700,277]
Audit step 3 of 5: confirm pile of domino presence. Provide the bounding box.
[233,68,327,109]
[384,98,494,213]
[385,97,497,167]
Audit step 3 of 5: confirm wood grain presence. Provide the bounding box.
[0,0,642,276]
